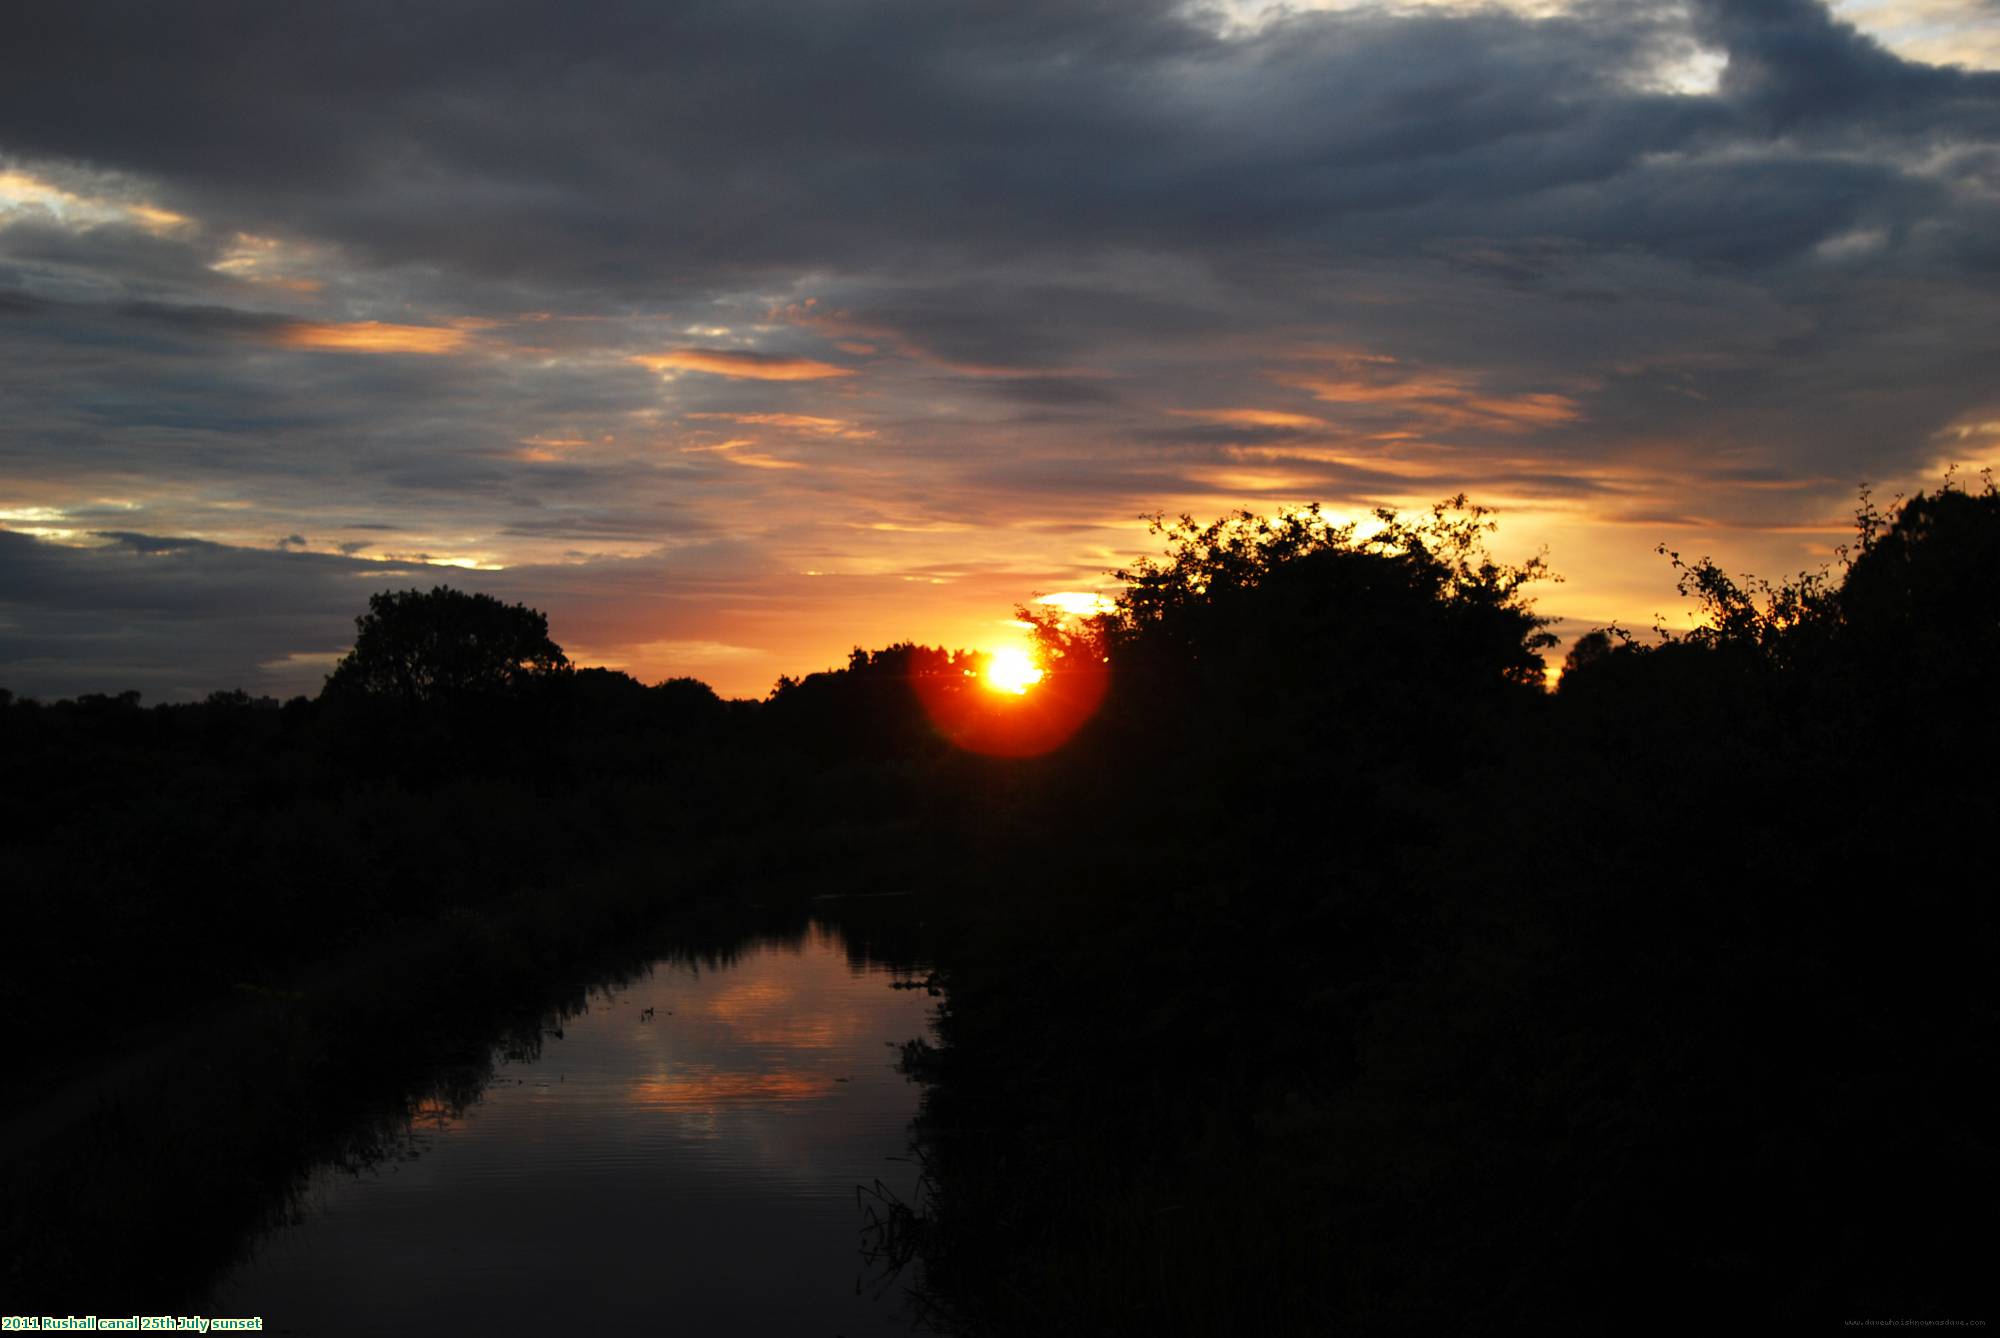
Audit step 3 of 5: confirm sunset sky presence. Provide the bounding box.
[3,0,1996,700]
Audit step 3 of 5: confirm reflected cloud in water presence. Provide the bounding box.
[211,919,934,1336]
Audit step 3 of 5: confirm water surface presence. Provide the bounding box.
[212,921,934,1336]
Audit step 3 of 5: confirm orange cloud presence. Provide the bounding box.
[1221,443,1449,479]
[680,439,805,470]
[1273,372,1472,405]
[514,433,597,463]
[1190,467,1335,493]
[126,203,190,230]
[632,348,854,380]
[686,412,875,438]
[1171,407,1329,430]
[1270,355,1580,435]
[1463,393,1582,427]
[277,320,468,354]
[0,168,189,234]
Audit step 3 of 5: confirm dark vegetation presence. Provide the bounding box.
[3,483,1993,1329]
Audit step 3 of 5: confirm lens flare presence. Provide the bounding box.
[913,646,1107,757]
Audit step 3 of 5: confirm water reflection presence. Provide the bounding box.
[211,921,934,1336]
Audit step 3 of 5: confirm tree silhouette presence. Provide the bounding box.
[324,586,569,704]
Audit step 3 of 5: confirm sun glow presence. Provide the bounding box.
[983,646,1045,695]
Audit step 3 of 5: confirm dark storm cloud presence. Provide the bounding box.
[5,2,1991,406]
[7,0,1989,291]
[1695,0,2000,135]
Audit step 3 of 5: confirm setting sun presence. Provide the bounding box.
[983,647,1045,695]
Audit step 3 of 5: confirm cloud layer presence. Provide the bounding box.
[3,0,1996,697]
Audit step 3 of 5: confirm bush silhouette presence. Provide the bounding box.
[1109,495,1554,685]
[1084,497,1555,823]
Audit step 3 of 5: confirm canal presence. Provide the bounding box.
[208,919,936,1335]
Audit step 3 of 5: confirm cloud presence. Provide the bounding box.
[0,165,189,235]
[1034,590,1117,615]
[679,440,806,470]
[632,349,854,381]
[685,412,876,438]
[1262,351,1586,438]
[1171,408,1331,430]
[0,528,371,701]
[276,321,470,355]
[0,0,1995,696]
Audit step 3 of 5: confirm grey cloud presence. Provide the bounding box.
[0,220,239,304]
[0,528,371,700]
[974,377,1124,407]
[6,0,1987,292]
[112,300,297,339]
[94,532,210,555]
[0,527,672,699]
[1143,422,1321,447]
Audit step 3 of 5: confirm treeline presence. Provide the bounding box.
[878,481,1997,1333]
[0,586,1023,1096]
[0,665,731,1089]
[3,480,1993,1326]
[0,592,962,1305]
